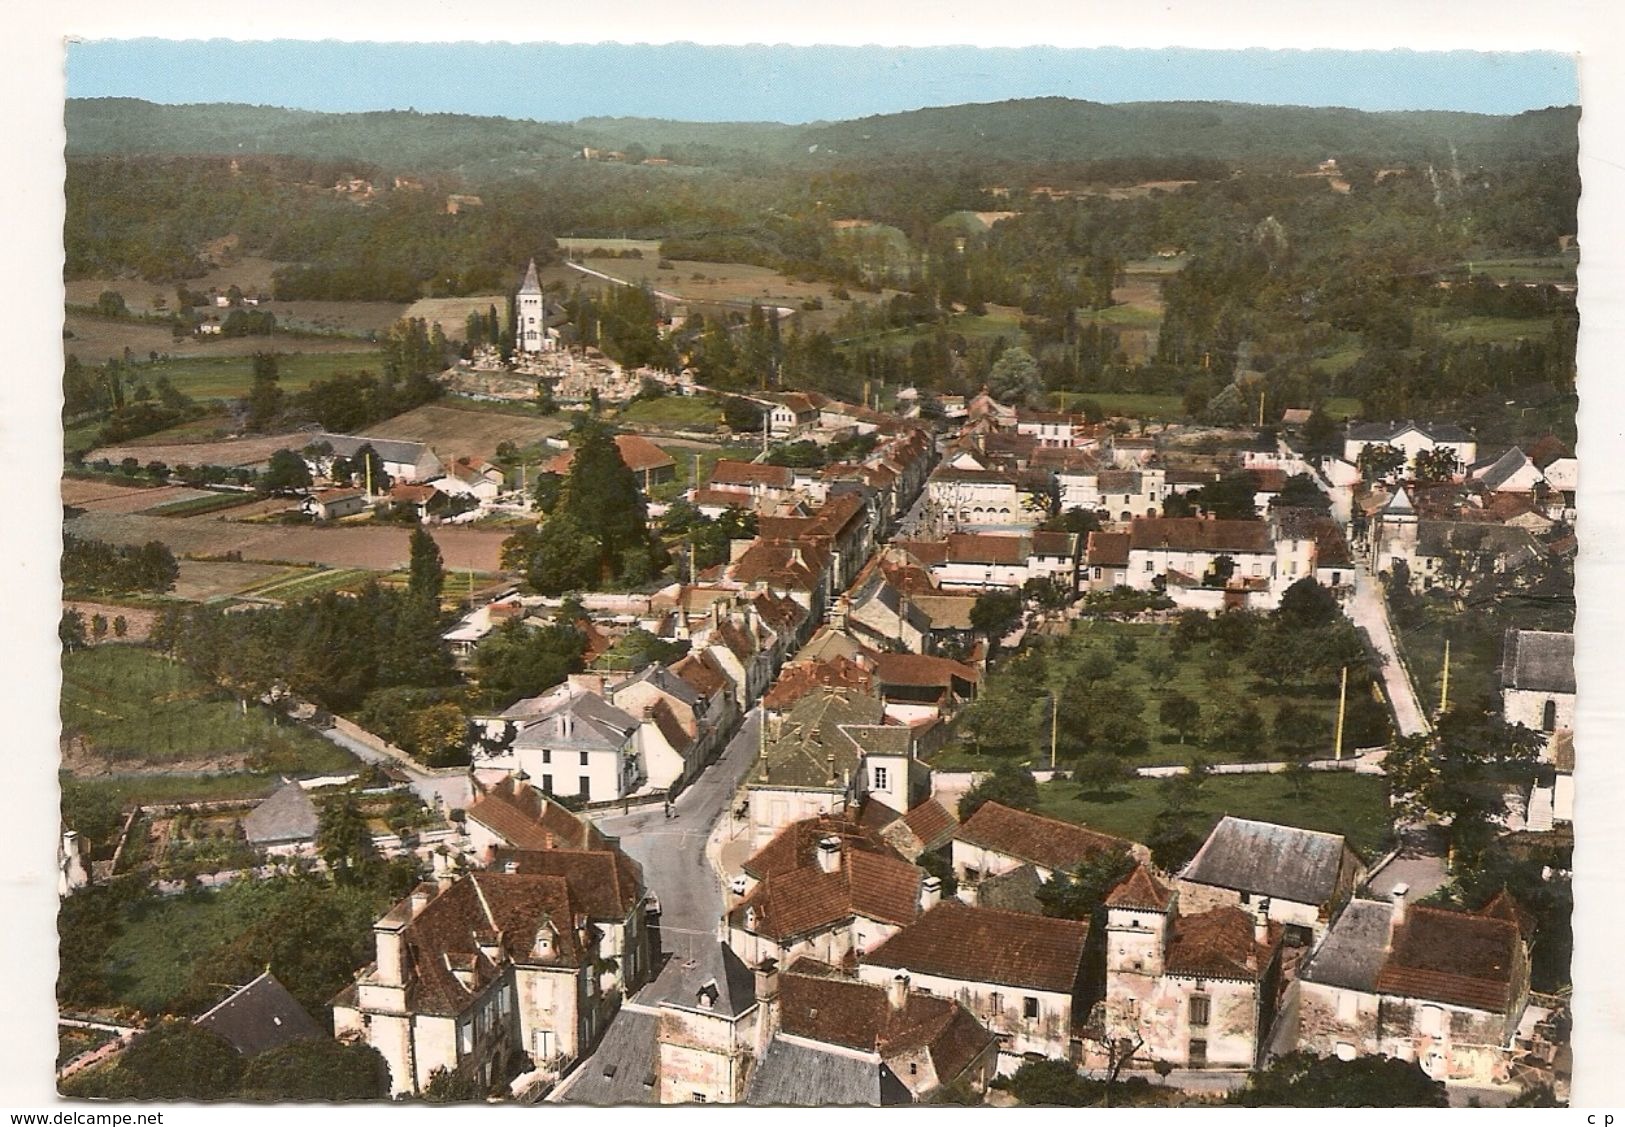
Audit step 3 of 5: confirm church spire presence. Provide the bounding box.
[519,258,542,295]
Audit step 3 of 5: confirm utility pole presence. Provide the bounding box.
[1333,665,1349,761]
[1439,638,1451,715]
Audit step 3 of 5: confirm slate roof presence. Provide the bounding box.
[511,690,640,752]
[1164,907,1283,983]
[313,433,434,467]
[242,781,319,845]
[1299,898,1395,992]
[745,1037,890,1106]
[608,662,702,709]
[653,941,758,1017]
[518,259,542,295]
[1181,816,1352,906]
[558,1007,659,1105]
[956,802,1135,873]
[1501,629,1575,695]
[193,971,323,1057]
[1416,521,1541,568]
[1346,420,1474,444]
[1128,517,1272,554]
[974,863,1045,915]
[751,689,886,791]
[1475,446,1536,491]
[1105,864,1175,912]
[862,900,1089,994]
[1374,905,1524,1012]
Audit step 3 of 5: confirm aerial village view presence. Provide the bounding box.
[48,39,1580,1109]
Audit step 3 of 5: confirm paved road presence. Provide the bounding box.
[1348,566,1431,738]
[555,711,763,1103]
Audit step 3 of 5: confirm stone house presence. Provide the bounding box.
[1342,421,1477,478]
[332,871,604,1096]
[952,801,1148,903]
[925,466,1034,530]
[1083,531,1132,591]
[744,688,889,848]
[1177,817,1366,945]
[727,824,933,969]
[242,779,320,854]
[485,686,643,803]
[857,900,1091,1070]
[302,487,367,520]
[1501,629,1575,736]
[1097,865,1285,1071]
[745,958,1000,1105]
[1124,517,1279,595]
[1296,890,1533,1086]
[309,433,444,484]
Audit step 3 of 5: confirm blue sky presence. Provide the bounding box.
[67,41,1578,122]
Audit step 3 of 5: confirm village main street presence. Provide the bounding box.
[549,710,764,1103]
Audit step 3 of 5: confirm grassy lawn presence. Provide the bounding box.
[103,890,269,1014]
[61,646,355,775]
[62,770,323,809]
[1461,256,1578,284]
[130,351,381,402]
[1390,593,1575,717]
[936,620,1350,770]
[1033,771,1395,859]
[1310,347,1364,377]
[1436,315,1552,344]
[1078,304,1164,328]
[654,443,759,499]
[616,395,729,430]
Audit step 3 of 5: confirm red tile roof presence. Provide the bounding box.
[777,962,996,1078]
[944,533,1027,565]
[863,900,1089,994]
[1031,531,1077,558]
[956,802,1135,873]
[1086,531,1131,568]
[671,649,733,699]
[545,433,676,476]
[1128,517,1272,554]
[731,540,830,590]
[692,487,753,509]
[743,814,900,880]
[872,652,981,689]
[733,848,924,941]
[491,847,644,920]
[900,798,958,853]
[1105,863,1175,912]
[710,460,794,489]
[1375,906,1524,1012]
[1164,907,1283,982]
[465,776,608,852]
[763,656,874,712]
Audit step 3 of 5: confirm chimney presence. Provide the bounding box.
[1253,898,1271,946]
[575,912,591,954]
[754,956,781,1003]
[374,918,406,987]
[1390,882,1410,939]
[816,835,842,874]
[830,595,850,631]
[826,753,836,785]
[413,876,437,915]
[921,876,942,912]
[888,973,910,1012]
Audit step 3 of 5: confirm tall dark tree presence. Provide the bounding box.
[238,1038,391,1101]
[407,527,445,608]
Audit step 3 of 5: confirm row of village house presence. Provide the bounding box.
[316,758,1561,1103]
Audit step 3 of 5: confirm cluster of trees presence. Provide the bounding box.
[154,540,453,718]
[501,417,666,594]
[471,618,589,710]
[659,500,760,572]
[62,535,179,594]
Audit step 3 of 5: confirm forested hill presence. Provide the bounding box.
[66,97,1577,177]
[800,99,1580,166]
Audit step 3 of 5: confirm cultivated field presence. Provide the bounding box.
[62,482,215,515]
[403,294,510,328]
[63,312,379,364]
[60,646,355,776]
[66,510,512,572]
[171,560,308,602]
[128,351,383,402]
[363,401,569,458]
[87,431,312,467]
[62,602,160,643]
